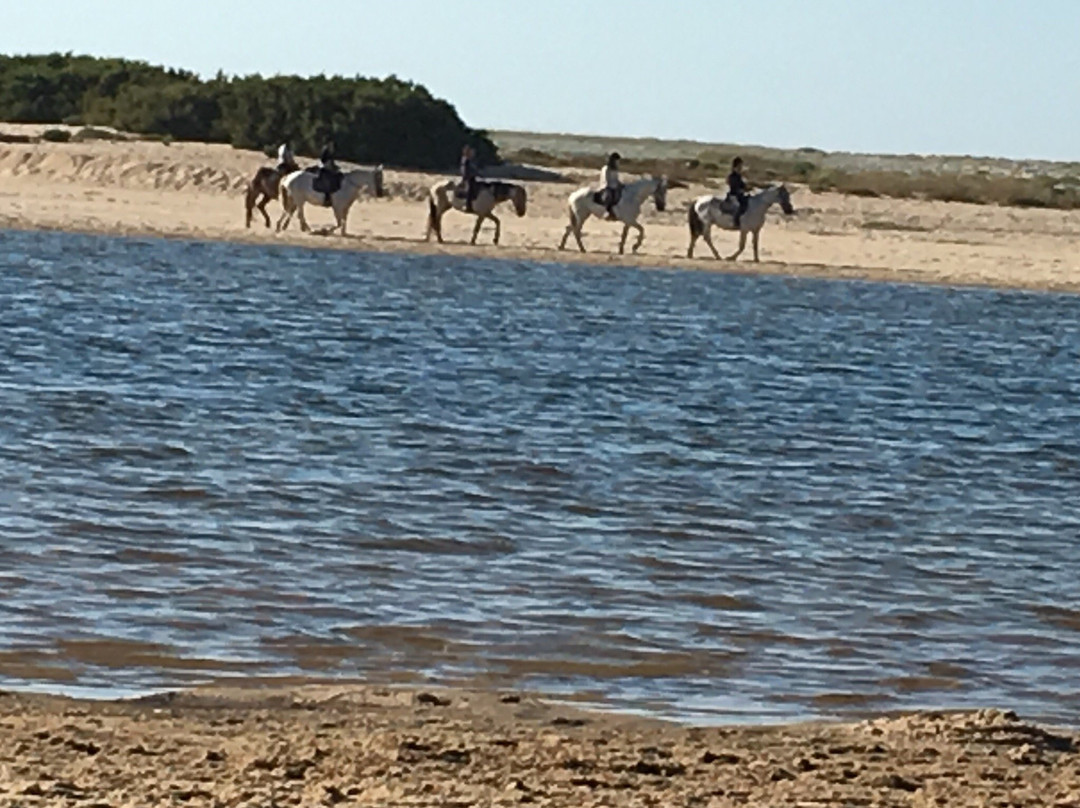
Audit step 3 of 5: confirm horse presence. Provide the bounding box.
[687,185,795,262]
[558,175,668,254]
[244,165,292,228]
[425,179,528,245]
[276,166,385,236]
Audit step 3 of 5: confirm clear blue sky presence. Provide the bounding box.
[2,0,1077,161]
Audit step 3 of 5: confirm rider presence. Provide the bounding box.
[460,144,479,212]
[276,143,299,175]
[600,152,622,220]
[727,156,749,228]
[317,142,342,206]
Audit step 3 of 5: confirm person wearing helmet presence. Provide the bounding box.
[727,156,749,228]
[315,142,343,206]
[276,143,299,175]
[599,152,623,220]
[460,144,480,213]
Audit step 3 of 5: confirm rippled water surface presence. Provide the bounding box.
[3,229,1080,723]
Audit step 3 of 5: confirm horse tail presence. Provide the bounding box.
[688,203,704,239]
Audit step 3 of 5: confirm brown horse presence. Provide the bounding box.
[425,179,528,245]
[245,163,298,228]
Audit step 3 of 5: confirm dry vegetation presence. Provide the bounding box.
[495,130,1080,210]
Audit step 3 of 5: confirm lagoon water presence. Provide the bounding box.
[2,229,1080,723]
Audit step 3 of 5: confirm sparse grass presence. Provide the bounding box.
[40,128,72,143]
[495,130,1080,211]
[72,126,121,142]
[861,220,932,233]
[810,170,1080,210]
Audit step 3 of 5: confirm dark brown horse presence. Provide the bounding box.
[244,163,299,228]
[425,179,528,245]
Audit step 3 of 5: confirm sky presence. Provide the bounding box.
[1,0,1077,161]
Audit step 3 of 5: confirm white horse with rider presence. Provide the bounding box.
[559,174,669,254]
[425,179,528,245]
[276,165,385,236]
[687,185,795,261]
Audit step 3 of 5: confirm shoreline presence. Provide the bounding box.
[1,682,1077,806]
[2,136,1079,295]
[6,219,1079,299]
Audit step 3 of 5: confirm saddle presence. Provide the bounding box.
[592,185,622,208]
[721,194,747,219]
[312,167,343,199]
[455,179,486,198]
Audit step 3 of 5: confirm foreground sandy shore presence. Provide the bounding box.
[2,133,1079,292]
[1,685,1077,807]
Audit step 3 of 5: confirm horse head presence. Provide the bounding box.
[777,184,795,215]
[653,175,668,212]
[510,184,528,217]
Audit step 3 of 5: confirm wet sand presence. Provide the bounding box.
[2,130,1079,293]
[1,684,1077,807]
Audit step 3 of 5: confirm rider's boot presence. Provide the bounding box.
[605,204,616,221]
[324,193,333,207]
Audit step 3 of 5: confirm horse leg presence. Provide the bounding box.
[559,211,573,250]
[335,200,349,236]
[618,223,630,255]
[297,202,310,233]
[276,189,293,232]
[425,198,443,243]
[470,214,483,245]
[573,212,588,252]
[257,195,272,229]
[728,230,747,261]
[490,212,501,245]
[244,186,258,228]
[703,225,721,260]
[632,223,645,254]
[752,229,761,262]
[560,208,586,252]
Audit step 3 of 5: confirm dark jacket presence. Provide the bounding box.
[727,170,747,198]
[460,155,478,181]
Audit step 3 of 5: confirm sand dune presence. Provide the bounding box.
[1,129,1079,292]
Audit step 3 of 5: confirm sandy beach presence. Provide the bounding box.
[2,127,1079,293]
[5,127,1080,806]
[0,684,1076,807]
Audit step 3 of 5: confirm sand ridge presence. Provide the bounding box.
[0,685,1078,807]
[1,133,1079,293]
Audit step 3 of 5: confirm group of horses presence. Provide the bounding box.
[244,157,795,262]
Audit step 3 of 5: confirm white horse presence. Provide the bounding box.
[687,185,794,262]
[559,175,668,254]
[276,166,385,236]
[425,179,528,245]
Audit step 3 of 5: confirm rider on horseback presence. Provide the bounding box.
[460,144,480,213]
[316,142,343,206]
[276,143,299,175]
[601,152,622,220]
[727,156,749,228]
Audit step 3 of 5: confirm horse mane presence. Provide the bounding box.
[484,180,520,200]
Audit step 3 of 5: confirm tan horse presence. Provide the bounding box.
[425,179,528,245]
[244,163,299,228]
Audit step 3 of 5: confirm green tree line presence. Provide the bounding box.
[0,53,498,168]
